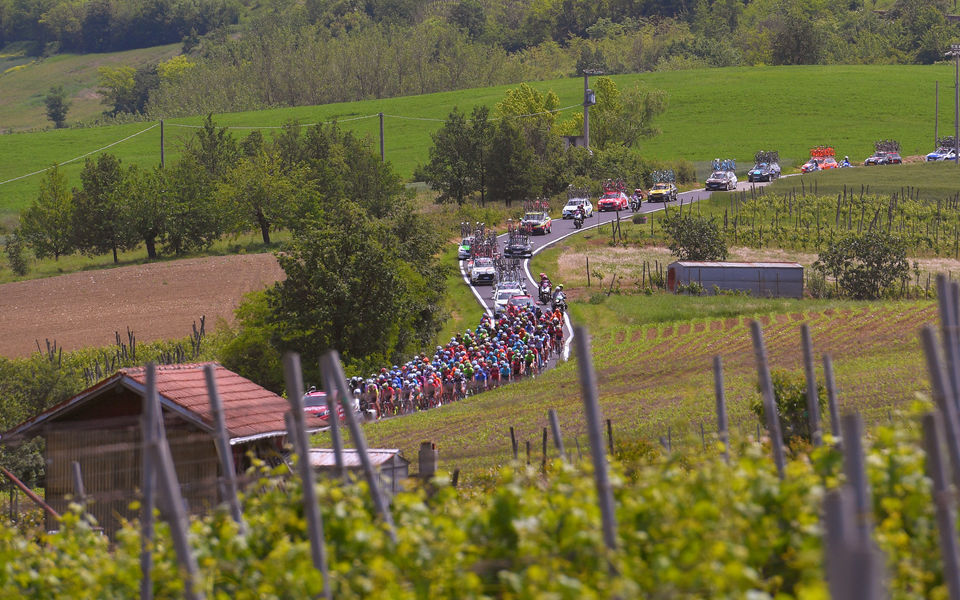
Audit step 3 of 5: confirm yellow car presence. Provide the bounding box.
[647,182,678,203]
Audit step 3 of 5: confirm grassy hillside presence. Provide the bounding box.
[351,296,935,475]
[0,43,181,133]
[1,64,956,225]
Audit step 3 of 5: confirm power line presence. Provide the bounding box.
[0,123,159,187]
[1,103,583,187]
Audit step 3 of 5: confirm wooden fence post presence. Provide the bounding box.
[923,412,960,600]
[69,461,86,511]
[143,363,204,600]
[548,409,566,461]
[841,413,872,541]
[823,354,842,446]
[801,324,823,446]
[282,354,332,600]
[921,326,960,489]
[713,355,730,462]
[320,350,396,542]
[541,427,548,468]
[509,426,518,460]
[322,387,345,479]
[606,419,614,455]
[203,365,244,532]
[574,325,618,555]
[750,321,786,479]
[140,366,158,600]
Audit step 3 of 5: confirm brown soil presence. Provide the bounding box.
[0,254,284,358]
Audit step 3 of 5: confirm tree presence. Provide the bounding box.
[559,77,667,150]
[20,166,75,260]
[267,204,444,374]
[43,86,70,128]
[72,154,135,263]
[97,65,136,115]
[217,150,304,244]
[185,114,240,179]
[813,231,909,299]
[662,213,728,261]
[752,369,826,444]
[159,155,225,255]
[120,165,166,259]
[486,119,536,206]
[470,105,493,205]
[419,107,475,205]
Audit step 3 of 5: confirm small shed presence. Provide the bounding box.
[667,261,804,298]
[309,448,409,495]
[0,363,327,535]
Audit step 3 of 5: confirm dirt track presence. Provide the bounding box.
[0,254,284,358]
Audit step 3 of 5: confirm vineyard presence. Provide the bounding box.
[359,301,937,473]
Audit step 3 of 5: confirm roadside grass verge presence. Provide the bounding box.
[765,161,960,201]
[435,246,485,348]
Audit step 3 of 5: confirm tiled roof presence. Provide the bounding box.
[121,363,328,443]
[1,362,326,444]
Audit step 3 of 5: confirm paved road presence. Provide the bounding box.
[458,180,774,359]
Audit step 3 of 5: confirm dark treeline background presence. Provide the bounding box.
[3,0,959,118]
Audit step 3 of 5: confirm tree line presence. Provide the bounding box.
[0,0,238,53]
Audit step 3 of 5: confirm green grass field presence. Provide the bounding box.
[2,64,957,225]
[767,161,960,201]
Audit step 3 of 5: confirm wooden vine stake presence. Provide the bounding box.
[320,350,397,542]
[203,364,245,532]
[143,363,204,600]
[923,413,960,600]
[712,355,730,462]
[282,354,332,600]
[800,324,823,446]
[921,326,960,489]
[823,354,842,447]
[548,409,566,461]
[750,321,786,479]
[574,325,618,557]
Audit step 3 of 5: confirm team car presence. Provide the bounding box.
[521,211,552,234]
[597,190,629,211]
[562,197,594,218]
[864,151,902,166]
[457,238,472,260]
[705,170,737,191]
[503,237,532,258]
[302,388,359,421]
[801,157,839,173]
[927,147,958,162]
[469,257,496,285]
[493,282,526,316]
[647,182,678,203]
[747,162,781,182]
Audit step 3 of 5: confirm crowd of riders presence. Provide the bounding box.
[349,300,567,419]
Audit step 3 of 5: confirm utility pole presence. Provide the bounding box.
[935,80,939,148]
[582,69,602,149]
[378,112,384,162]
[160,119,165,169]
[949,45,960,166]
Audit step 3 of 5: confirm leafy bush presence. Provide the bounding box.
[813,231,909,300]
[4,230,28,276]
[662,213,728,261]
[751,369,826,444]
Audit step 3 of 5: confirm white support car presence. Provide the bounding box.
[469,257,496,285]
[562,198,594,219]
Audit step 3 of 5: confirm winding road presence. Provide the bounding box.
[459,180,775,360]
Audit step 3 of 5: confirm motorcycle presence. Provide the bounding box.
[629,196,642,212]
[539,282,552,304]
[552,291,567,314]
[573,213,584,229]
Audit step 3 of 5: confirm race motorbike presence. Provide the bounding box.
[539,281,552,304]
[552,291,568,314]
[573,213,584,229]
[629,196,642,212]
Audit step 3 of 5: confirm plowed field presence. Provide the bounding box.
[0,253,283,358]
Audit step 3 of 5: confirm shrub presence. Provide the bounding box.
[662,213,728,261]
[4,230,28,276]
[752,369,826,444]
[813,232,909,299]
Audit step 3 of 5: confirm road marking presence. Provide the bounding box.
[460,258,493,317]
